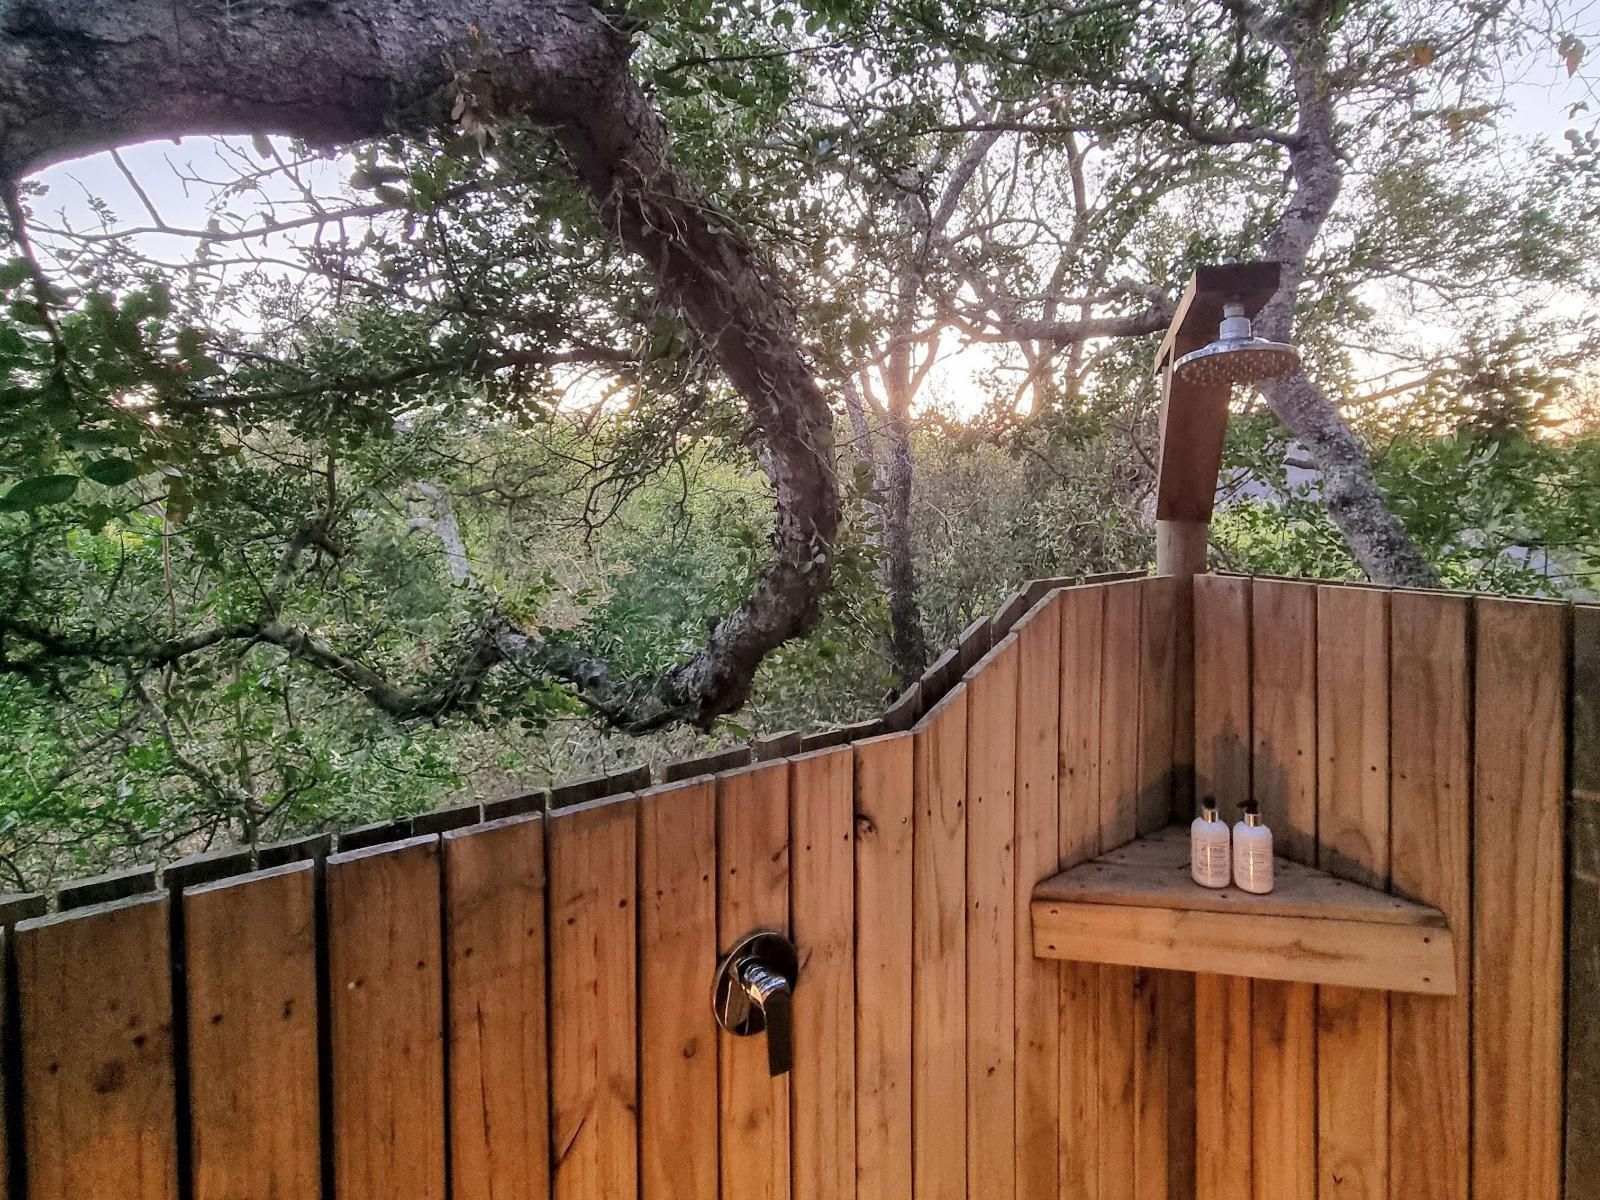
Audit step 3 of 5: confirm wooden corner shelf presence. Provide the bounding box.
[1031,826,1456,995]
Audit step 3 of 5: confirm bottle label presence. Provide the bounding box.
[1235,844,1273,892]
[1191,840,1229,886]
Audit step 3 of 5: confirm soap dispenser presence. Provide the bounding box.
[1232,801,1274,894]
[1190,797,1231,889]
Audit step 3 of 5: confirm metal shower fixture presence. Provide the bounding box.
[1172,300,1299,387]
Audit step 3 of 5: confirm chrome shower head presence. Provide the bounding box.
[1172,301,1299,387]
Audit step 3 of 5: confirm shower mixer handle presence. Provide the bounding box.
[712,930,800,1078]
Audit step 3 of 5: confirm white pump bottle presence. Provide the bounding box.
[1190,798,1231,889]
[1232,802,1275,894]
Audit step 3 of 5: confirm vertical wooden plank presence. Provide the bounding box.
[1133,965,1171,1200]
[1145,582,1191,1200]
[1251,579,1317,861]
[1387,593,1469,1200]
[639,780,718,1200]
[1164,970,1197,1200]
[1315,585,1390,1200]
[791,748,855,1200]
[1194,575,1253,1200]
[1569,606,1600,1198]
[1194,574,1252,806]
[967,636,1019,1200]
[1098,580,1145,1200]
[1250,980,1315,1200]
[718,762,790,1200]
[1061,583,1106,863]
[1474,598,1566,1200]
[1059,584,1105,1200]
[1015,598,1062,1200]
[1059,960,1101,1196]
[185,864,320,1200]
[1100,581,1144,848]
[1316,586,1390,890]
[1138,576,1180,835]
[912,689,967,1200]
[443,815,549,1200]
[15,895,177,1200]
[327,836,446,1200]
[854,732,914,1200]
[549,796,639,1200]
[1250,580,1316,1200]
[1195,974,1252,1200]
[1097,965,1138,1200]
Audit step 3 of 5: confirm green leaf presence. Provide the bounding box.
[65,429,125,449]
[175,326,209,359]
[0,258,31,290]
[0,474,80,511]
[251,133,274,159]
[82,457,139,486]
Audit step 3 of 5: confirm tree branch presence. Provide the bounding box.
[0,0,842,730]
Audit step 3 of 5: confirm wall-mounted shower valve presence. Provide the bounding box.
[712,930,799,1077]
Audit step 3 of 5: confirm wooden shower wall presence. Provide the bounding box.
[1190,575,1573,1200]
[0,574,1588,1200]
[0,577,1186,1200]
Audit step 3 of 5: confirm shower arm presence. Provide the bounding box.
[1151,261,1286,580]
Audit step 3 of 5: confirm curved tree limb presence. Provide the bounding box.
[1,0,839,730]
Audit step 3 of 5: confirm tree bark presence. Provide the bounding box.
[880,373,927,683]
[0,0,840,730]
[1249,1,1440,588]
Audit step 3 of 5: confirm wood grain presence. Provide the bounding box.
[1248,581,1316,1200]
[1099,581,1144,848]
[1194,574,1252,806]
[1387,592,1470,1200]
[1138,576,1180,835]
[639,779,718,1200]
[1251,980,1315,1200]
[1569,605,1600,1198]
[1196,973,1252,1200]
[790,748,856,1200]
[1057,584,1105,1200]
[1031,899,1453,994]
[912,689,968,1200]
[184,864,320,1200]
[1060,582,1106,862]
[1474,598,1566,1200]
[1134,967,1171,1199]
[326,835,446,1200]
[548,795,639,1200]
[854,732,915,1200]
[442,815,549,1200]
[1251,579,1317,861]
[1097,580,1145,1200]
[966,635,1019,1200]
[1014,596,1062,1200]
[717,760,791,1200]
[1314,585,1391,1200]
[15,895,177,1200]
[1098,965,1138,1200]
[1315,586,1390,889]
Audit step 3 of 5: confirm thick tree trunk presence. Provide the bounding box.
[880,386,927,684]
[1253,14,1439,589]
[0,0,840,730]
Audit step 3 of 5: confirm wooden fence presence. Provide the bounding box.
[0,575,1592,1200]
